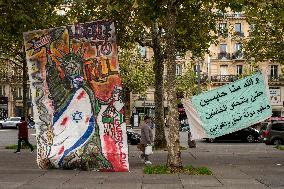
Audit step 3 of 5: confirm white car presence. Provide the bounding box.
[0,117,21,129]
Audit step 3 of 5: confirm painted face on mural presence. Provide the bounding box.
[60,53,84,89]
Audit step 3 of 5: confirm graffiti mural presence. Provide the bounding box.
[23,21,129,172]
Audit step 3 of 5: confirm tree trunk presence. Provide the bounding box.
[151,19,167,149]
[165,1,182,169]
[22,51,28,119]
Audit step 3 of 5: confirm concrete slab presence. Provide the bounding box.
[256,176,284,188]
[0,182,25,189]
[180,175,222,187]
[142,174,180,184]
[219,178,262,185]
[100,183,141,189]
[142,183,183,189]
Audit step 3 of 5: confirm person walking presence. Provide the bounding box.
[14,117,34,153]
[139,115,153,165]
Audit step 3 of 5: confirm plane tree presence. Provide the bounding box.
[0,0,68,117]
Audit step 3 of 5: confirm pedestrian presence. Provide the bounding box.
[188,130,196,148]
[27,114,35,129]
[14,117,34,153]
[138,115,154,165]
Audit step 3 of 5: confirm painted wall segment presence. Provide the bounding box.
[23,21,129,171]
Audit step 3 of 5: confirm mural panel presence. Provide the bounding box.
[23,21,129,172]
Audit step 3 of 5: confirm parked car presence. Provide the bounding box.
[0,117,21,129]
[205,127,260,143]
[261,121,284,145]
[127,129,141,145]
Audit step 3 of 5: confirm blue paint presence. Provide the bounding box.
[58,115,95,167]
[53,91,75,124]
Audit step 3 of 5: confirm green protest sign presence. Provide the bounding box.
[191,72,272,138]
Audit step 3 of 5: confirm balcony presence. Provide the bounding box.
[232,51,244,59]
[211,75,238,83]
[199,74,209,83]
[218,52,230,60]
[268,75,284,84]
[234,32,245,37]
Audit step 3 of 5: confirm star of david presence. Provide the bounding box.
[72,111,83,123]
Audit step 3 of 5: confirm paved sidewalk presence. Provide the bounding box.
[0,141,284,189]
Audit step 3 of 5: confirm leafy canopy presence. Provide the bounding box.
[119,47,154,95]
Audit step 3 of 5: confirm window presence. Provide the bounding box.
[0,86,5,96]
[139,46,146,58]
[220,44,227,53]
[271,123,284,131]
[176,64,182,76]
[236,65,243,75]
[235,23,242,33]
[235,23,243,37]
[220,65,228,75]
[219,44,227,59]
[234,12,242,17]
[17,87,22,98]
[218,23,227,36]
[270,65,278,78]
[234,43,243,58]
[176,52,183,59]
[249,24,255,35]
[235,43,242,51]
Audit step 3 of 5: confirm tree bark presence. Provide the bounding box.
[165,1,182,169]
[151,19,167,149]
[21,50,28,119]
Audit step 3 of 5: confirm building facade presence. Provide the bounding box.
[202,11,284,117]
[0,61,32,119]
[129,11,284,124]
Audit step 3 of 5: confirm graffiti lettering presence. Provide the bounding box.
[84,59,118,82]
[67,21,112,41]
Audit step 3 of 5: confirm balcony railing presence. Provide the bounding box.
[234,32,245,37]
[232,51,244,59]
[268,75,284,82]
[211,75,238,83]
[218,52,230,60]
[199,74,208,83]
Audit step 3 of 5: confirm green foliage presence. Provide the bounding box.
[0,0,68,60]
[243,0,284,64]
[143,164,212,175]
[144,165,170,174]
[5,144,37,150]
[118,47,154,95]
[184,165,212,175]
[275,145,284,150]
[176,64,198,97]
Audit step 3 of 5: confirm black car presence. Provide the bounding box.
[127,129,141,145]
[205,127,260,143]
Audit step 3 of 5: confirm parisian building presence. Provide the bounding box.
[129,11,283,126]
[0,61,32,119]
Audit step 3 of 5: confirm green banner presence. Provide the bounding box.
[191,72,272,138]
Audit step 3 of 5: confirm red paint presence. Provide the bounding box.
[58,146,64,155]
[77,90,86,100]
[60,117,68,126]
[103,135,128,172]
[85,116,90,123]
